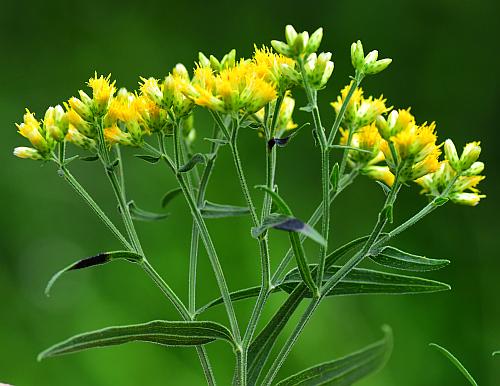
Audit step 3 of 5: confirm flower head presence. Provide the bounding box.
[331,82,387,129]
[88,73,116,114]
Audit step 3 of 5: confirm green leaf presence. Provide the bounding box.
[375,180,391,196]
[330,145,373,154]
[196,286,267,315]
[80,155,99,162]
[128,201,169,222]
[247,235,372,385]
[161,188,182,208]
[45,251,142,296]
[281,265,450,297]
[38,320,235,361]
[178,153,210,172]
[203,137,229,146]
[134,154,161,164]
[429,343,478,386]
[199,200,250,219]
[370,246,450,272]
[493,351,499,357]
[252,214,326,247]
[276,326,393,386]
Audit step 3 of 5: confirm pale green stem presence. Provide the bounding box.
[188,126,222,315]
[297,57,330,288]
[167,124,242,347]
[57,164,131,250]
[327,73,364,147]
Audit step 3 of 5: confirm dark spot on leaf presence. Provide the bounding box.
[70,253,110,270]
[274,218,304,232]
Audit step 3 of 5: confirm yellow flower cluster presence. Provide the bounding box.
[332,85,484,205]
[14,108,67,159]
[416,140,486,205]
[331,82,388,129]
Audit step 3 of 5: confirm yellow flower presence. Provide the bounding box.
[340,123,384,166]
[139,77,163,106]
[88,73,116,113]
[16,109,50,153]
[67,108,93,137]
[185,60,277,113]
[362,165,395,187]
[253,45,295,93]
[415,155,486,206]
[104,124,132,146]
[331,82,386,128]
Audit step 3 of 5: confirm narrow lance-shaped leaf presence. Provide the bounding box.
[281,265,450,297]
[178,153,211,172]
[45,251,143,296]
[200,200,250,219]
[493,351,499,357]
[429,343,478,386]
[276,326,393,386]
[369,246,450,272]
[128,200,169,222]
[161,188,182,208]
[198,257,449,314]
[252,213,326,247]
[134,154,161,164]
[38,320,235,361]
[278,327,391,385]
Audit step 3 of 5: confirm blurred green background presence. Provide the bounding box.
[1,0,499,384]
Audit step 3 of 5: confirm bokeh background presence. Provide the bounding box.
[1,0,499,385]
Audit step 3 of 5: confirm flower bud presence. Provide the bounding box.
[139,77,163,105]
[362,165,395,187]
[68,96,93,121]
[365,58,392,75]
[65,124,96,149]
[220,49,236,69]
[13,146,42,160]
[173,63,189,80]
[463,161,484,176]
[285,25,298,45]
[364,50,378,65]
[198,52,211,68]
[444,139,460,170]
[460,141,481,170]
[209,55,221,72]
[305,27,323,55]
[449,192,485,206]
[350,40,365,72]
[271,40,293,57]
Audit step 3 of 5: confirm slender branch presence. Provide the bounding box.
[189,125,222,315]
[57,164,132,250]
[167,123,242,346]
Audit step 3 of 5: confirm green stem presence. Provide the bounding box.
[338,125,356,177]
[58,164,132,250]
[327,74,364,147]
[189,126,222,315]
[169,124,242,346]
